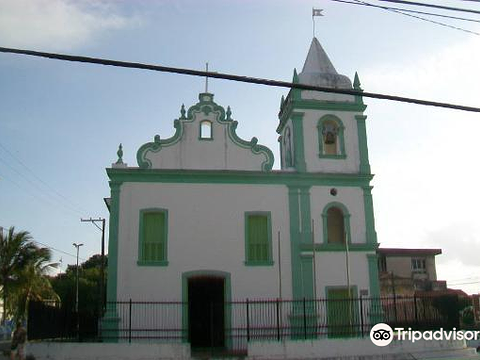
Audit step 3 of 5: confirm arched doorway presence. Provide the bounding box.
[186,274,226,348]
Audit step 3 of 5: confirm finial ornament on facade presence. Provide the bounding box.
[226,106,232,120]
[116,143,124,164]
[353,72,363,91]
[293,68,299,84]
[180,104,186,119]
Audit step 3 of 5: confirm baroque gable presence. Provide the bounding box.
[136,93,274,171]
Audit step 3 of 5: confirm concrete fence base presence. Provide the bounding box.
[28,342,191,360]
[247,338,479,360]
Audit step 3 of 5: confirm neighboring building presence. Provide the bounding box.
[102,37,380,347]
[377,248,447,296]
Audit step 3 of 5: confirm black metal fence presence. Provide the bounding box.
[28,295,463,353]
[27,300,99,341]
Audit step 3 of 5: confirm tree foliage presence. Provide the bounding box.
[50,254,107,315]
[0,227,58,324]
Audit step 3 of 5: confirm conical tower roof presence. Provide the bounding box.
[298,37,352,89]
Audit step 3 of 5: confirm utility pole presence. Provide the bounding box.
[73,242,83,338]
[81,217,106,313]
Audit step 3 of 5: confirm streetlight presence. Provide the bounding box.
[73,242,83,338]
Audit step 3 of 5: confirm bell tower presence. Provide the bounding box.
[277,37,371,175]
[280,38,379,303]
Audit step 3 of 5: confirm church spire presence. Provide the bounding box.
[301,37,338,75]
[298,37,352,89]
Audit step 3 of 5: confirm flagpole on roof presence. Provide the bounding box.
[312,8,324,38]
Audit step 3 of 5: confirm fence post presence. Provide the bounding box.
[393,294,398,323]
[303,297,307,340]
[359,296,364,337]
[210,302,214,357]
[276,298,281,341]
[414,294,418,326]
[246,298,250,342]
[129,299,132,343]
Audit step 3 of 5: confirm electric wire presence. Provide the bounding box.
[0,154,85,217]
[330,0,480,24]
[377,0,480,15]
[0,142,88,215]
[0,224,86,261]
[352,0,480,35]
[0,47,479,113]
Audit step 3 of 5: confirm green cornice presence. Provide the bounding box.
[106,168,374,187]
[277,97,367,134]
[136,93,274,171]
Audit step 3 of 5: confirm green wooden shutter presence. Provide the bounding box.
[143,212,165,261]
[248,215,269,262]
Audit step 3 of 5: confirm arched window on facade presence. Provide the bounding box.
[200,120,213,140]
[327,207,345,244]
[322,203,350,245]
[284,126,293,167]
[318,116,345,158]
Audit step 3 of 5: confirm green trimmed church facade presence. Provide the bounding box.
[103,38,380,346]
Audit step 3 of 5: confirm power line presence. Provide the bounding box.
[0,224,85,261]
[34,240,86,262]
[0,154,85,217]
[0,142,88,215]
[377,0,480,15]
[352,0,480,35]
[330,0,480,24]
[0,47,479,113]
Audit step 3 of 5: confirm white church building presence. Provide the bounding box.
[102,37,380,348]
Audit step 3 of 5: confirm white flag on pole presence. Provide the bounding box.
[312,8,323,17]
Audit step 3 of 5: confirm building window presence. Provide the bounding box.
[318,116,346,158]
[138,208,168,266]
[412,258,426,272]
[378,256,387,273]
[284,127,293,167]
[199,120,213,140]
[322,202,350,246]
[245,212,273,266]
[327,207,345,244]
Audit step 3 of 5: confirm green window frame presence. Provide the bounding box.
[244,212,273,266]
[137,208,169,266]
[317,115,346,159]
[321,202,352,250]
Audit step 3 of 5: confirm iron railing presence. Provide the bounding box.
[28,294,463,353]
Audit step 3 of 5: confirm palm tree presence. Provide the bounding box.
[10,246,59,320]
[0,227,58,324]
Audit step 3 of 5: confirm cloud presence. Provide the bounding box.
[361,37,480,293]
[425,223,480,267]
[0,0,142,51]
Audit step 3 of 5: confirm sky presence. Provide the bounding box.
[0,0,479,294]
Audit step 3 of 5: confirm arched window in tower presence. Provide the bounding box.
[284,127,293,167]
[322,202,350,245]
[322,121,338,155]
[327,206,345,244]
[318,116,346,158]
[199,120,213,140]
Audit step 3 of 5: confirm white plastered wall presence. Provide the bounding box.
[314,252,373,298]
[143,108,268,171]
[301,109,362,173]
[309,185,371,296]
[309,186,367,244]
[116,182,292,302]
